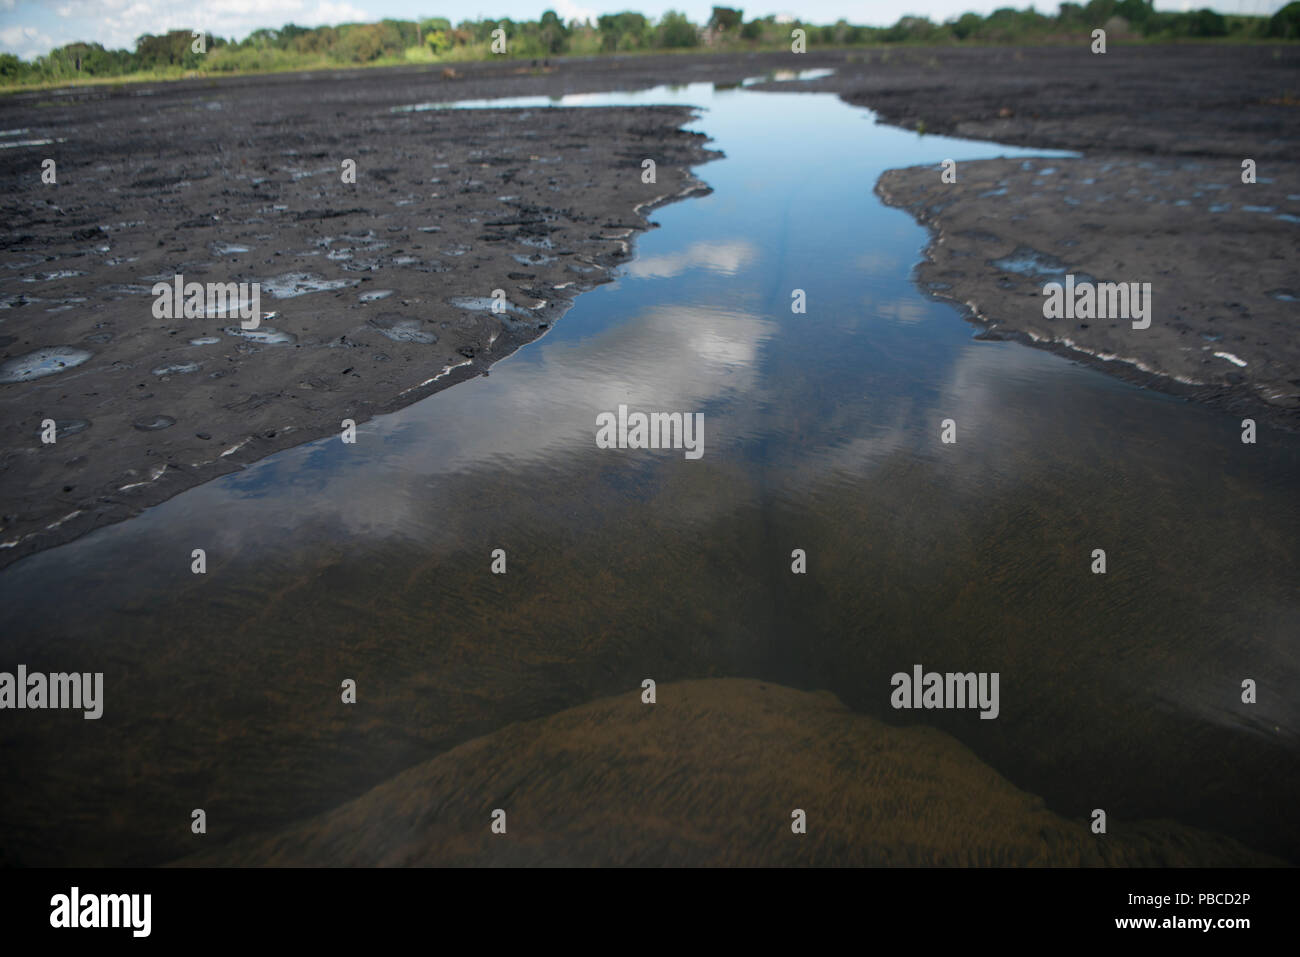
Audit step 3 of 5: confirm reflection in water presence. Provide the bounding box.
[0,83,1296,866]
[625,239,759,279]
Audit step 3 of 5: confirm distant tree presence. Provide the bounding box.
[1056,3,1087,28]
[243,28,279,49]
[290,26,335,54]
[656,10,699,48]
[597,12,651,51]
[1187,8,1227,36]
[1083,0,1118,22]
[951,12,984,39]
[0,53,24,79]
[379,18,419,48]
[709,7,744,32]
[334,22,405,62]
[1266,1,1300,38]
[821,18,862,44]
[278,24,312,46]
[134,30,208,70]
[423,20,453,54]
[1114,0,1153,26]
[1141,6,1226,37]
[538,10,570,53]
[461,18,507,44]
[883,16,940,43]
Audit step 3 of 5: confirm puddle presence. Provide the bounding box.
[367,317,438,344]
[222,326,298,345]
[0,346,93,383]
[37,418,90,438]
[448,295,537,317]
[740,68,835,86]
[260,273,360,298]
[151,362,201,376]
[988,247,1066,277]
[131,415,176,431]
[21,270,86,282]
[391,68,837,113]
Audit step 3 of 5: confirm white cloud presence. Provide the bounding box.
[0,24,53,59]
[1,0,370,58]
[626,239,757,280]
[553,0,598,27]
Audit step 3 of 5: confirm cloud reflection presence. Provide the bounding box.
[625,240,758,280]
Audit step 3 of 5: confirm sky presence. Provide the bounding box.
[0,0,1288,61]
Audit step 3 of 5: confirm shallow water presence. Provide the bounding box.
[1,80,1297,865]
[0,345,93,383]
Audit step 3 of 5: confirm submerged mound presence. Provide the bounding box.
[177,679,1278,866]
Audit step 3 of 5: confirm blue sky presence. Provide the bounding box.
[0,0,1287,60]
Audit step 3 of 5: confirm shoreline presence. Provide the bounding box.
[0,169,718,569]
[0,49,867,570]
[874,157,1300,433]
[824,43,1300,431]
[0,64,734,569]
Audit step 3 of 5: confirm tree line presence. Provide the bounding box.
[2,3,1297,87]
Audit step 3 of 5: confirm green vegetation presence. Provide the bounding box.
[1266,2,1300,39]
[0,3,1292,91]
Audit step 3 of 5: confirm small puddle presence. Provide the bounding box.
[260,272,359,298]
[367,317,438,343]
[151,362,201,376]
[0,346,93,383]
[222,326,297,345]
[132,414,175,431]
[988,246,1067,277]
[447,295,537,317]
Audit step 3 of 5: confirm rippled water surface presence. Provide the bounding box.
[1,80,1296,865]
